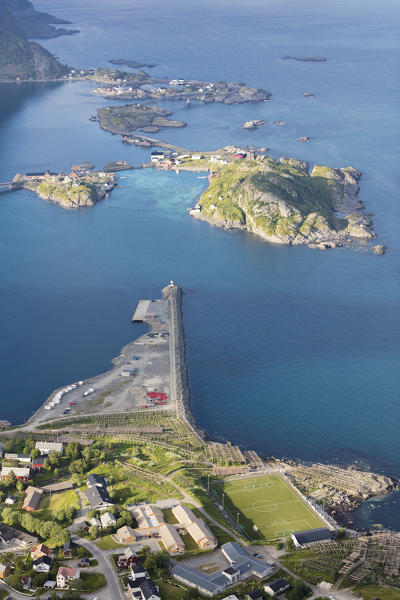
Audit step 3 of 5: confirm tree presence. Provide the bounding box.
[66,441,80,461]
[48,451,61,467]
[24,438,35,454]
[77,546,86,558]
[31,448,40,459]
[2,507,20,526]
[287,580,312,600]
[16,480,25,492]
[5,470,17,488]
[89,525,98,539]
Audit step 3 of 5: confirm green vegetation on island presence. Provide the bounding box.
[97,103,187,134]
[186,152,375,249]
[20,170,117,208]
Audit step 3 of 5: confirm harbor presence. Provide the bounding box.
[26,284,183,428]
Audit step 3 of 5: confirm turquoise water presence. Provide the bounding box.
[0,0,399,529]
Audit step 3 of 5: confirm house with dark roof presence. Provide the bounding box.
[84,484,113,509]
[22,486,44,511]
[32,456,46,470]
[291,527,334,548]
[63,539,78,558]
[0,523,37,548]
[264,578,291,596]
[87,473,106,488]
[245,590,263,600]
[33,555,52,572]
[127,561,161,600]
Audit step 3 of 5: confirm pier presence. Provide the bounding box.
[0,181,22,192]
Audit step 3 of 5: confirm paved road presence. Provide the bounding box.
[71,534,125,600]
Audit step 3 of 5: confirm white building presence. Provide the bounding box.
[100,511,117,529]
[35,441,63,456]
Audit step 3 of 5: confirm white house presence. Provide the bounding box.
[56,566,80,588]
[100,511,117,529]
[35,441,63,456]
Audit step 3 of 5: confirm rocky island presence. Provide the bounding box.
[97,104,187,135]
[109,58,156,69]
[282,56,327,62]
[180,150,375,250]
[90,67,270,104]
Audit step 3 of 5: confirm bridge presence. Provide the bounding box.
[0,181,23,192]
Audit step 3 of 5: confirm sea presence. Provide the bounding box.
[0,0,399,530]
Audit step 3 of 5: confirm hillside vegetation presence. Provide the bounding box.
[192,157,375,249]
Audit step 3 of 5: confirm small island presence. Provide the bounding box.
[165,148,376,250]
[97,104,187,135]
[19,169,117,208]
[90,67,271,104]
[109,58,156,69]
[282,56,327,62]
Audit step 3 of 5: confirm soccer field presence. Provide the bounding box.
[211,473,324,540]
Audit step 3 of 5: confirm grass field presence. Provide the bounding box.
[36,489,80,522]
[354,586,400,600]
[211,473,324,540]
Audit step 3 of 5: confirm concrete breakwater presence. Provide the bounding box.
[163,283,202,438]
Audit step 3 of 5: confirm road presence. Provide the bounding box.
[71,534,125,600]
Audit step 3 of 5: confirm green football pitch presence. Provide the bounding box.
[211,473,324,540]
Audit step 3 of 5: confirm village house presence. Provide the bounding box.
[245,591,263,600]
[100,511,117,529]
[56,566,80,588]
[20,575,32,591]
[159,523,185,555]
[35,441,63,456]
[116,525,137,544]
[127,562,161,600]
[85,484,113,509]
[4,452,31,463]
[0,523,37,549]
[63,539,78,558]
[0,563,10,579]
[87,473,106,488]
[31,456,46,470]
[1,466,31,481]
[33,555,52,572]
[172,504,217,550]
[31,543,51,560]
[131,504,164,532]
[23,486,44,511]
[264,578,291,596]
[117,547,138,570]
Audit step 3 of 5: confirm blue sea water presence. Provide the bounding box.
[0,0,399,529]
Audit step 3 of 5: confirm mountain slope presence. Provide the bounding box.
[0,0,68,80]
[4,0,78,39]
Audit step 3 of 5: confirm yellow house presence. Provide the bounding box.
[159,523,185,555]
